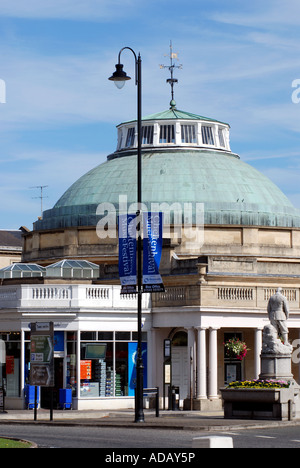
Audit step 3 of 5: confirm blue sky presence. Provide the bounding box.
[1,0,300,229]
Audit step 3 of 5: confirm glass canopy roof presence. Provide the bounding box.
[0,260,100,279]
[0,263,46,279]
[45,260,99,279]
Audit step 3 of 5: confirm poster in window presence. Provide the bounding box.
[6,356,14,375]
[80,360,92,380]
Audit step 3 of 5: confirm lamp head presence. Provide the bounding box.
[108,64,131,89]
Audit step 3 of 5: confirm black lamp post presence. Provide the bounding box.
[109,48,144,423]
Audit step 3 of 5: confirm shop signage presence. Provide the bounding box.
[143,212,165,293]
[30,322,54,387]
[118,213,137,294]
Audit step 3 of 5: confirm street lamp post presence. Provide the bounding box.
[109,48,144,423]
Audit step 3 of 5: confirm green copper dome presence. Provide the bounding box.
[34,108,300,230]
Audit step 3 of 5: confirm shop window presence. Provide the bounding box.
[81,331,97,341]
[24,341,31,386]
[80,342,113,398]
[0,335,21,398]
[79,331,147,398]
[98,332,113,341]
[67,333,77,396]
[116,332,131,341]
[132,332,147,342]
[67,331,76,341]
[116,342,129,396]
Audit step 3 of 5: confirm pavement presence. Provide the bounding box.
[1,408,300,432]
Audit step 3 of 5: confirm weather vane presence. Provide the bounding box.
[159,41,183,105]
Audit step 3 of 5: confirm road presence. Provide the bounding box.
[0,423,300,449]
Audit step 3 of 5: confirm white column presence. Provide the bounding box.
[187,328,195,399]
[297,330,300,384]
[21,329,25,402]
[298,330,300,385]
[254,328,263,379]
[208,327,219,400]
[76,330,81,400]
[196,327,207,400]
[147,328,156,389]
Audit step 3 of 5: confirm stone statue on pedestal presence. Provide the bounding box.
[262,324,293,355]
[260,288,293,381]
[222,287,300,421]
[267,287,290,347]
[262,288,293,354]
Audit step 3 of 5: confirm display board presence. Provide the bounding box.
[30,322,54,387]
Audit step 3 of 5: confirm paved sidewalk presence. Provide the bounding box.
[1,408,300,432]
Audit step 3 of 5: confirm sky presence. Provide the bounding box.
[1,0,300,229]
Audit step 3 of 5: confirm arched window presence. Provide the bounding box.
[172,330,187,347]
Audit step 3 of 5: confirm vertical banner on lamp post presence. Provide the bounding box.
[118,214,137,294]
[143,212,165,293]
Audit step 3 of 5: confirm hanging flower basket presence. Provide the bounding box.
[224,338,249,361]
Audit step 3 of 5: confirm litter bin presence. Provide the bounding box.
[168,386,180,411]
[59,388,72,409]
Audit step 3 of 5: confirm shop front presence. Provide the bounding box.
[0,328,149,411]
[1,282,300,412]
[0,283,151,410]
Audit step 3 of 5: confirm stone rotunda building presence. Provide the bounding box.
[2,100,300,411]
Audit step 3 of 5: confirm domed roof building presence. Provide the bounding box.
[5,95,300,412]
[31,103,300,232]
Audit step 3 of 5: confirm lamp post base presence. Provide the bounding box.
[134,359,145,423]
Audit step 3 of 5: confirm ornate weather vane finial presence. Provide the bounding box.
[159,41,182,108]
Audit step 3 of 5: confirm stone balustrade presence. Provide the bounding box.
[0,284,150,311]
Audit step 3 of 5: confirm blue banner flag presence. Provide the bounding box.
[118,214,137,294]
[143,212,165,293]
[128,342,148,396]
